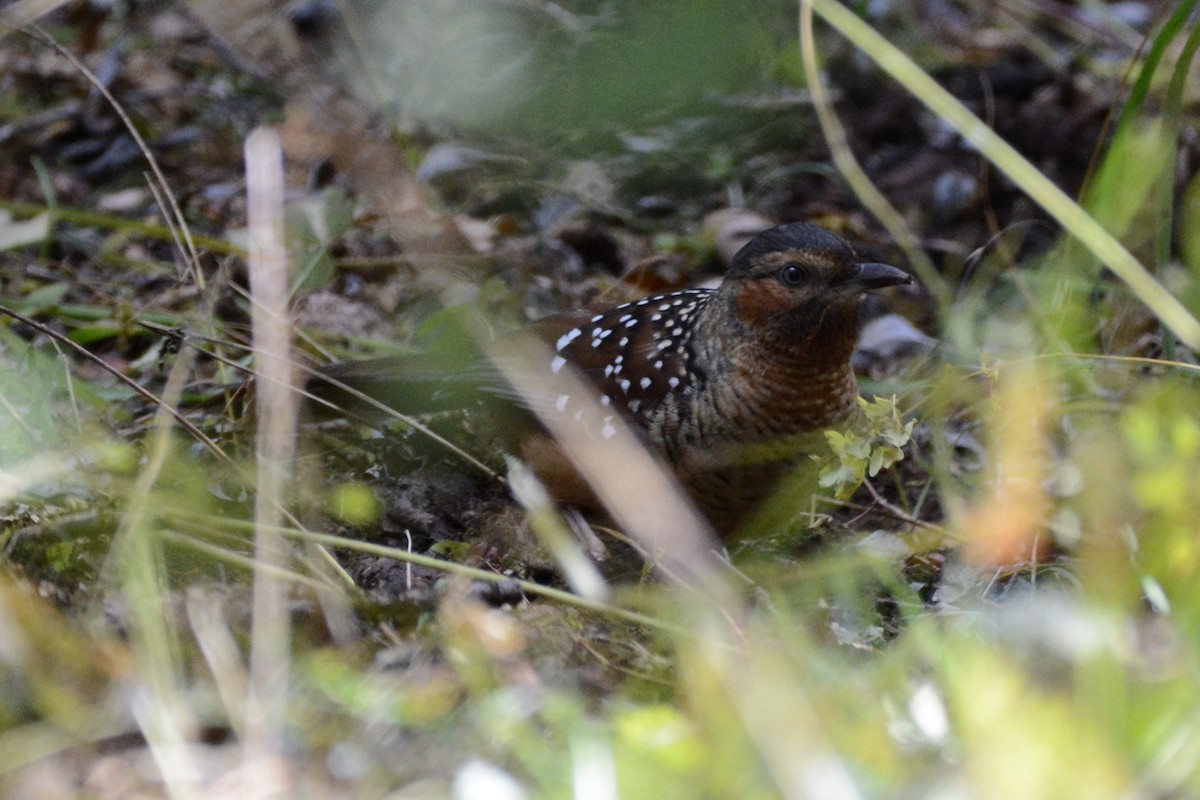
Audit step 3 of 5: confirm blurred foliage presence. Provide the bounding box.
[344,0,788,140]
[342,0,817,223]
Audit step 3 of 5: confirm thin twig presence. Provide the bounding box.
[0,302,230,463]
[174,513,687,636]
[23,23,204,287]
[862,479,944,532]
[0,199,242,256]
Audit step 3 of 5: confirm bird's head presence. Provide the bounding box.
[718,223,911,356]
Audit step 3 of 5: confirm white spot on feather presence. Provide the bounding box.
[556,328,581,351]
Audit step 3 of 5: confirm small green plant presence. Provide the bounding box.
[818,395,914,499]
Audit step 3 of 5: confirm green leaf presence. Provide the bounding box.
[0,210,50,251]
[67,325,121,346]
[17,282,69,314]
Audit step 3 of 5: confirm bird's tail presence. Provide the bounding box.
[305,351,496,422]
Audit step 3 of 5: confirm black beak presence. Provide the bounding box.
[840,262,913,292]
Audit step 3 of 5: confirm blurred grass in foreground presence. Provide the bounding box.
[1,1,1200,798]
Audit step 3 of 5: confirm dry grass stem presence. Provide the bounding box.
[243,126,296,782]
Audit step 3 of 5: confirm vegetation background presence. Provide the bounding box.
[1,0,1199,797]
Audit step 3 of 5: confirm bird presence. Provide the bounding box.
[308,222,913,535]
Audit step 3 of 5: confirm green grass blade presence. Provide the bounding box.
[802,0,1200,349]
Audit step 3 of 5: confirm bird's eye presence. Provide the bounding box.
[779,264,805,287]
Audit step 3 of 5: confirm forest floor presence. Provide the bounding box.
[1,1,1196,797]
